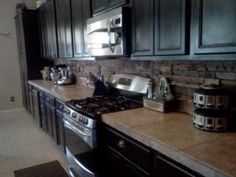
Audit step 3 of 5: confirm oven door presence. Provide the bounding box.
[63,116,102,177]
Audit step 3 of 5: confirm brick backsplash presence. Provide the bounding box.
[54,59,236,114]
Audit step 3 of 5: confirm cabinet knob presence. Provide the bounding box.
[117,140,126,149]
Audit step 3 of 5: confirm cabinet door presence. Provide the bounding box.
[106,148,151,177]
[45,103,57,142]
[92,0,109,15]
[71,0,83,57]
[154,155,202,177]
[56,0,73,58]
[192,0,236,54]
[38,6,48,58]
[132,0,154,56]
[108,0,127,9]
[81,0,91,56]
[46,0,58,59]
[71,0,91,57]
[155,0,187,55]
[32,89,41,127]
[56,110,65,153]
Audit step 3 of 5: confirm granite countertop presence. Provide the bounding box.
[28,80,93,101]
[102,108,236,177]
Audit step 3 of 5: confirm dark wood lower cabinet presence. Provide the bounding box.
[154,154,203,177]
[45,102,57,142]
[56,109,65,153]
[32,88,41,127]
[102,125,204,177]
[106,147,151,177]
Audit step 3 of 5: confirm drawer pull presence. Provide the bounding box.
[118,140,126,149]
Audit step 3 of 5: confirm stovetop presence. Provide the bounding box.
[65,95,143,118]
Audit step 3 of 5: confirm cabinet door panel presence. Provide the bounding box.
[92,0,108,15]
[132,0,154,56]
[192,0,236,54]
[155,0,187,55]
[71,0,83,57]
[71,0,91,57]
[81,0,91,56]
[108,0,127,9]
[56,0,73,58]
[154,155,203,177]
[56,110,65,153]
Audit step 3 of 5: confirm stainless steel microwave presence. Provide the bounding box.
[86,7,131,57]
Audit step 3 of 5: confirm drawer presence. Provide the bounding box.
[105,126,152,171]
[45,94,55,106]
[55,99,65,112]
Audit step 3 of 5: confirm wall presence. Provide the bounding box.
[55,59,236,114]
[0,0,36,110]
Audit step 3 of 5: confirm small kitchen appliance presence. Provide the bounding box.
[63,74,150,177]
[50,66,73,85]
[192,85,229,132]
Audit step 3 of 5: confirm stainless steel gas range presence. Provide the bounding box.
[63,74,150,177]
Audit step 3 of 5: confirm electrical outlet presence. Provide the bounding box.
[10,96,15,102]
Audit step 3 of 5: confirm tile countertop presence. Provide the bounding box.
[28,80,94,101]
[102,108,236,177]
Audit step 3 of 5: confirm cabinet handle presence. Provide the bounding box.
[117,140,126,149]
[46,97,49,101]
[59,105,64,109]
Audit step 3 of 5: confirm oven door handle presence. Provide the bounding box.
[63,119,91,137]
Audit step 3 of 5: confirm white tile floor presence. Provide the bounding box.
[0,109,67,177]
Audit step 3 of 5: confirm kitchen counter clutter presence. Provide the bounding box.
[102,108,236,177]
[28,80,93,101]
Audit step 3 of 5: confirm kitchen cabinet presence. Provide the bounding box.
[191,0,236,55]
[55,99,66,153]
[38,0,58,59]
[45,94,57,142]
[154,154,203,177]
[55,0,73,58]
[103,126,152,177]
[15,6,46,112]
[102,124,204,177]
[71,0,91,57]
[38,90,46,130]
[132,0,188,57]
[32,88,41,127]
[92,0,128,15]
[131,0,154,56]
[155,0,188,55]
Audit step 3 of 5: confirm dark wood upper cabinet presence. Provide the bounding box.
[192,0,236,54]
[38,0,58,59]
[71,0,91,57]
[92,0,108,15]
[55,0,73,58]
[92,0,128,16]
[155,0,187,55]
[131,0,154,56]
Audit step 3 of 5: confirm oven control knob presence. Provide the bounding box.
[79,116,83,122]
[72,112,76,118]
[84,119,88,125]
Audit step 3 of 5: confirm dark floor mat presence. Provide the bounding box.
[14,160,69,177]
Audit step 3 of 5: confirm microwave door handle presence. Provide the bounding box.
[108,19,115,53]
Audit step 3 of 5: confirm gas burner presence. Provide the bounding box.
[67,95,142,118]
